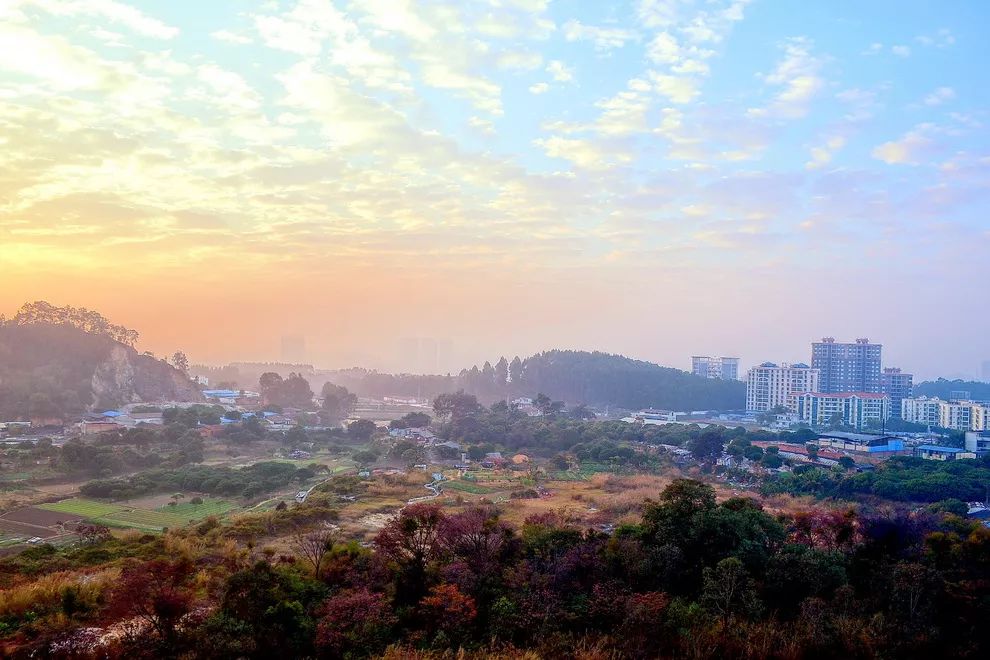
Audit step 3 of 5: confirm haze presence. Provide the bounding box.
[1,0,988,379]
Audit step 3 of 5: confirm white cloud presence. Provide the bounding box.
[535,136,626,170]
[916,28,955,48]
[872,124,939,165]
[562,19,637,51]
[211,29,251,45]
[748,37,824,119]
[546,60,573,82]
[496,51,543,71]
[650,72,700,104]
[805,135,846,170]
[529,82,549,94]
[28,0,178,39]
[468,116,496,135]
[891,45,911,57]
[923,86,955,106]
[862,43,883,56]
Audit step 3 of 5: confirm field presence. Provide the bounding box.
[38,498,124,518]
[94,509,187,532]
[158,498,235,519]
[441,480,499,495]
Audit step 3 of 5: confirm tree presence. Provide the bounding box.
[320,383,357,423]
[838,456,855,470]
[111,559,195,653]
[689,430,725,461]
[171,351,190,375]
[316,589,396,658]
[701,557,759,620]
[508,356,524,385]
[433,391,481,421]
[375,503,447,604]
[291,526,339,580]
[347,419,377,442]
[534,392,564,417]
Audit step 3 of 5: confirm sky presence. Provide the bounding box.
[0,0,988,379]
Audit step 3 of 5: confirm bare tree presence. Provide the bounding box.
[290,526,339,580]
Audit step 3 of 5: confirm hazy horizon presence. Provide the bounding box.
[2,0,988,380]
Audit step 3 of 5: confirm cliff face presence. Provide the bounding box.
[0,322,202,418]
[91,345,203,408]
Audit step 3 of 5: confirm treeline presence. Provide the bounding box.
[915,377,990,401]
[763,454,990,502]
[298,350,747,411]
[79,461,314,500]
[431,391,806,459]
[1,301,138,346]
[13,479,990,658]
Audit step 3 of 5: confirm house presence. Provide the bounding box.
[198,424,226,439]
[288,450,312,460]
[79,420,122,435]
[130,412,164,425]
[814,431,906,455]
[295,491,308,503]
[915,445,976,461]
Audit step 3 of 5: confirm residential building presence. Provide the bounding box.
[880,368,913,419]
[965,431,990,454]
[950,390,971,401]
[901,396,942,427]
[745,362,820,413]
[901,397,990,431]
[915,445,977,461]
[794,392,891,430]
[691,356,739,380]
[811,338,882,393]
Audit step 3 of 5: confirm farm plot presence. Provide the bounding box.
[38,498,124,518]
[442,480,500,495]
[95,508,187,532]
[158,498,235,519]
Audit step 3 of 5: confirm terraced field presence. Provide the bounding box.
[442,480,500,495]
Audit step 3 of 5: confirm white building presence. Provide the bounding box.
[691,356,739,380]
[794,392,891,430]
[901,397,990,431]
[745,362,820,413]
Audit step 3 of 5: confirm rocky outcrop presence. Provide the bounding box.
[91,345,203,408]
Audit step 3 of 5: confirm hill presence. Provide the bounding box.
[0,302,201,421]
[324,349,745,411]
[914,378,990,401]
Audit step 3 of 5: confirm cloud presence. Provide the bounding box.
[528,82,549,95]
[534,136,628,170]
[468,116,496,135]
[748,37,824,119]
[561,19,637,51]
[806,135,846,170]
[872,124,941,165]
[496,51,543,71]
[916,28,955,48]
[923,86,955,106]
[27,0,179,39]
[891,45,911,57]
[546,60,573,82]
[211,29,251,45]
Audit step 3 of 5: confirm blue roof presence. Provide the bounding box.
[917,445,968,453]
[100,410,123,417]
[203,389,240,398]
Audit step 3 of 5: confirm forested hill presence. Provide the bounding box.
[0,302,201,420]
[329,350,746,411]
[914,378,990,400]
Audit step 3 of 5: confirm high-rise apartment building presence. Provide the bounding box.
[745,362,820,413]
[880,367,913,419]
[811,338,882,393]
[691,356,739,380]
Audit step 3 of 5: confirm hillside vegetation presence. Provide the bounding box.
[0,302,201,420]
[328,350,745,411]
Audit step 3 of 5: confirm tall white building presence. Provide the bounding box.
[746,362,820,413]
[691,356,739,380]
[901,396,990,431]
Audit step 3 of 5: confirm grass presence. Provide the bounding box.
[442,480,499,495]
[96,508,187,531]
[38,498,125,517]
[158,498,235,519]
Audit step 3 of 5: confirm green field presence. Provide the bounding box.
[158,498,235,519]
[38,498,125,517]
[96,509,187,531]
